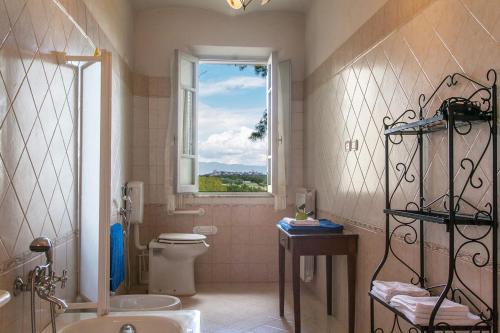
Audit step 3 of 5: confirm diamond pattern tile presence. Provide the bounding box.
[27,1,49,46]
[26,118,48,176]
[3,0,28,28]
[0,31,26,101]
[0,110,24,177]
[38,90,57,141]
[12,77,37,140]
[49,67,66,118]
[0,74,10,127]
[12,220,33,257]
[305,0,500,241]
[0,158,10,206]
[0,185,24,255]
[48,183,65,236]
[26,52,49,110]
[49,127,66,174]
[38,148,57,204]
[0,0,89,269]
[11,2,37,71]
[12,149,36,211]
[0,1,10,49]
[26,183,47,237]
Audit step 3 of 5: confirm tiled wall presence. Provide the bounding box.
[132,74,170,204]
[0,0,133,331]
[304,0,500,331]
[127,202,294,286]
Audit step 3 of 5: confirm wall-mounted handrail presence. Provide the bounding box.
[168,208,205,216]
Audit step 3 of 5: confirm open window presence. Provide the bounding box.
[173,49,290,201]
[174,50,199,193]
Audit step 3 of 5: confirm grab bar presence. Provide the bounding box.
[168,208,205,216]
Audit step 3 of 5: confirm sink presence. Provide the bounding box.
[0,290,11,308]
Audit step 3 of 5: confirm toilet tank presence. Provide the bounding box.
[127,181,144,224]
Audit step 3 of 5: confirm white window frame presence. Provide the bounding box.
[174,50,199,193]
[267,52,278,194]
[174,51,283,195]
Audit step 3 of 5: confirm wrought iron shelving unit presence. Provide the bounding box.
[370,69,498,333]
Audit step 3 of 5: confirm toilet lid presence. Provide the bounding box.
[157,233,206,243]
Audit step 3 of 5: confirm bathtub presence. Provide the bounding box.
[42,310,200,333]
[110,294,182,311]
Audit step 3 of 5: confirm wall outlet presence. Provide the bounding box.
[351,139,359,151]
[345,139,359,152]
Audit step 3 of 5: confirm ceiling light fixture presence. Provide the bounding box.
[226,0,271,11]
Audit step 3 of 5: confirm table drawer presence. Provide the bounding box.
[279,232,289,249]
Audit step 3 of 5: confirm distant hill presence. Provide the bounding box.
[199,162,267,175]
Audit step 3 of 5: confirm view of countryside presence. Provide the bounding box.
[199,162,267,192]
[198,63,268,192]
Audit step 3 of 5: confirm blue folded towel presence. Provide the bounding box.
[110,223,125,292]
[279,219,344,233]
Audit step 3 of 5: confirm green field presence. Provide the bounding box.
[199,173,267,192]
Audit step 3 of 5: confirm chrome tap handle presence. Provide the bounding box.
[51,269,68,289]
[60,270,67,289]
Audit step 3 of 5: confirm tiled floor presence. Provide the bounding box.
[177,283,338,333]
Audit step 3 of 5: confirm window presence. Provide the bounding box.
[198,62,268,192]
[174,50,290,199]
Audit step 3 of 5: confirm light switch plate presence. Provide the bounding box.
[345,141,351,152]
[351,139,359,151]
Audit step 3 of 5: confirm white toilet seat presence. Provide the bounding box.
[157,233,206,244]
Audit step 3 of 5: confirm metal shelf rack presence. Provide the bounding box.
[369,69,498,333]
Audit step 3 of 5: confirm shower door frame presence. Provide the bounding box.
[64,50,112,315]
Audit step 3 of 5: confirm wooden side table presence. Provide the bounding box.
[277,224,358,333]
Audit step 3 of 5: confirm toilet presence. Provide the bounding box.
[148,233,209,296]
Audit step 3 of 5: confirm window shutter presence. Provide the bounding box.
[267,52,278,193]
[275,60,291,210]
[174,50,199,193]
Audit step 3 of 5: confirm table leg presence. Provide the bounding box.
[326,255,332,315]
[279,239,285,317]
[347,253,357,333]
[292,254,301,333]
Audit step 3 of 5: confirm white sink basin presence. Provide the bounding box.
[0,290,11,308]
[43,310,200,333]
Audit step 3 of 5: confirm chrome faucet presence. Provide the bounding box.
[14,237,68,333]
[29,265,69,311]
[120,324,137,333]
[28,237,68,310]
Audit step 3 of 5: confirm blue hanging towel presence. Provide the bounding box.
[279,219,344,233]
[110,223,125,292]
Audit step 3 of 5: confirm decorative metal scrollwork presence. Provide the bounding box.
[370,69,497,333]
[384,109,417,144]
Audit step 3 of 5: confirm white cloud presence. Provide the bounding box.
[199,127,267,166]
[198,102,264,140]
[200,76,266,96]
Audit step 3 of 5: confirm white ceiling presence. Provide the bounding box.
[130,0,311,15]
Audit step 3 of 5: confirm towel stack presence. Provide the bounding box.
[281,217,319,226]
[390,295,481,326]
[371,280,430,302]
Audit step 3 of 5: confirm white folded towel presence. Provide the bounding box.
[282,217,319,226]
[371,281,430,302]
[397,307,481,326]
[371,286,391,302]
[390,295,469,316]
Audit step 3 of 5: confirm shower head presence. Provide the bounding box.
[30,237,54,267]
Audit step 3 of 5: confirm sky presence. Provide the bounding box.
[198,63,267,167]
